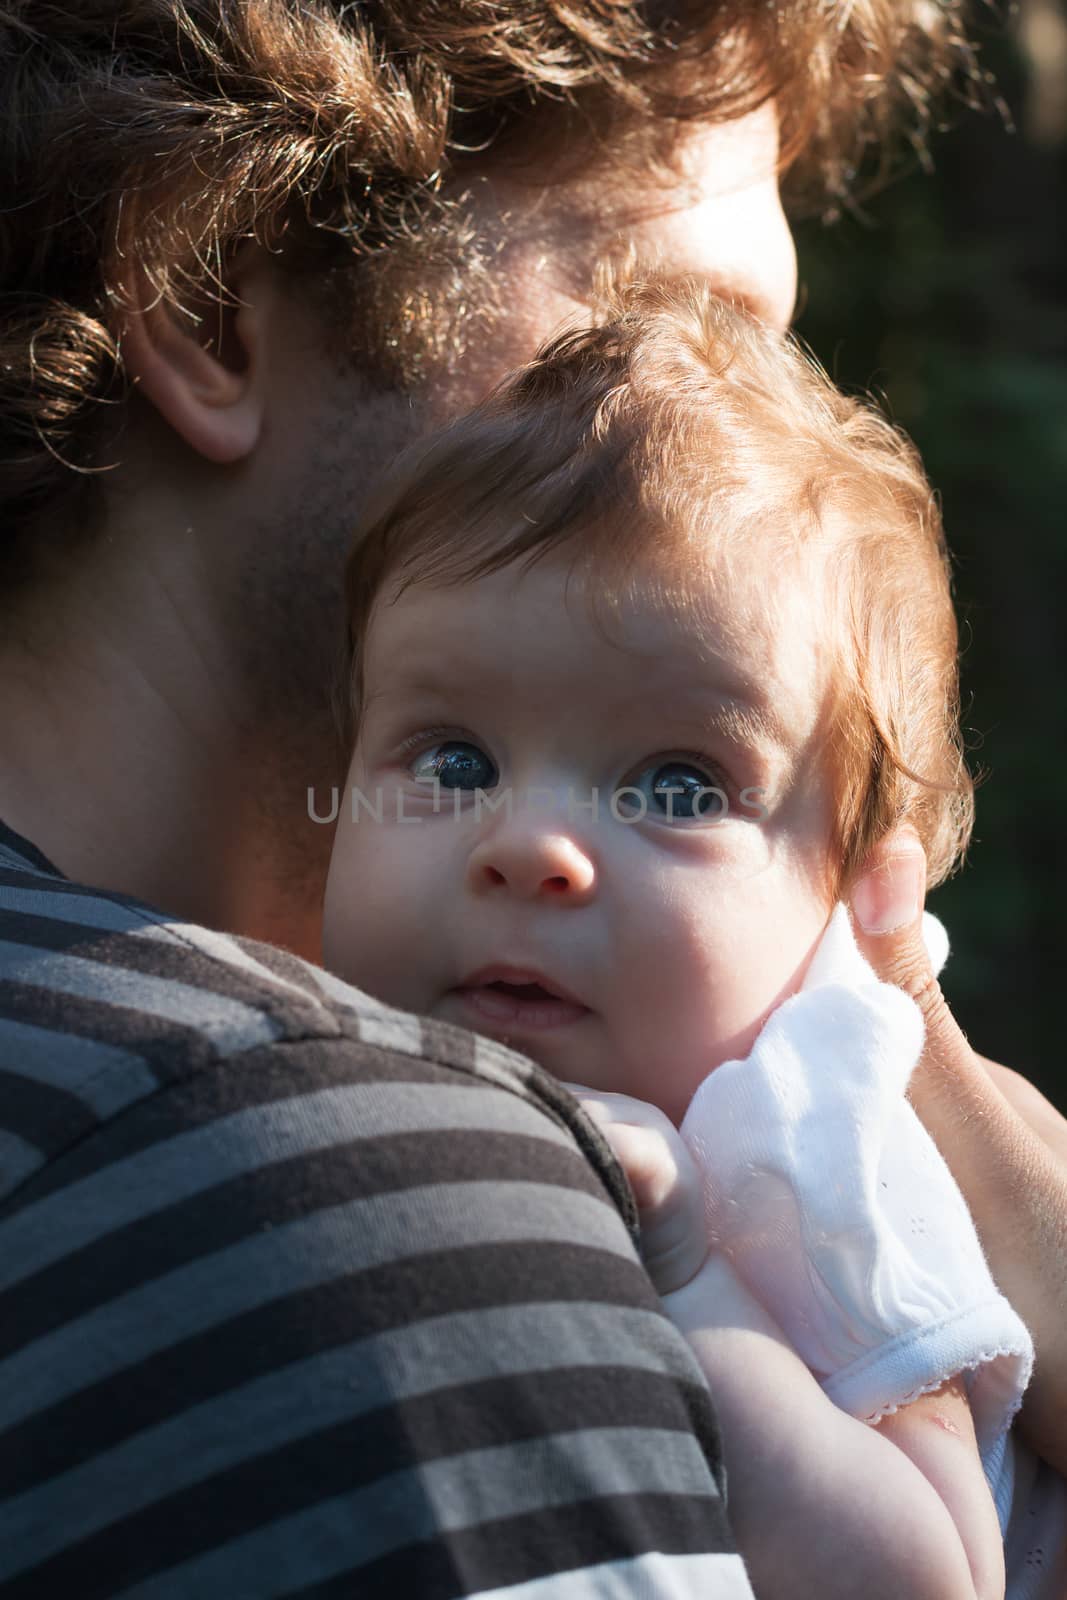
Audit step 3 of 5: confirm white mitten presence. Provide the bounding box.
[680,904,1032,1494]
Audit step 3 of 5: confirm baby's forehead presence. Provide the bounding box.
[600,562,830,740]
[365,547,831,759]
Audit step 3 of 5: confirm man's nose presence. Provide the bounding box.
[467,823,596,902]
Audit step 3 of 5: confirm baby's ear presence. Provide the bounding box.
[117,245,270,464]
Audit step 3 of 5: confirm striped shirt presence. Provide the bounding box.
[0,820,753,1599]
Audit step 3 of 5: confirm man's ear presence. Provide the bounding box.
[118,250,268,464]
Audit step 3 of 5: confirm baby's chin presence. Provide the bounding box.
[531,1035,754,1129]
[429,990,750,1125]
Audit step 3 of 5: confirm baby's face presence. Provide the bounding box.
[324,553,837,1123]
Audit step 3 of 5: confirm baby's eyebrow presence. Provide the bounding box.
[700,698,787,751]
[366,679,785,735]
[360,672,491,713]
[363,658,795,762]
[649,687,789,755]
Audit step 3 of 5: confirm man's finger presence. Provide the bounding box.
[847,825,1025,1232]
[849,827,1067,1470]
[848,828,972,1104]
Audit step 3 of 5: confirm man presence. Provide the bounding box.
[1,3,1065,1596]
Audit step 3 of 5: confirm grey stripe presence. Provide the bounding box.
[303,964,426,1052]
[0,882,176,939]
[0,942,279,1054]
[0,1017,157,1119]
[0,1080,574,1295]
[0,1130,42,1196]
[0,1301,698,1573]
[353,1004,425,1053]
[0,891,413,1061]
[0,1182,633,1431]
[0,899,303,995]
[1,1261,669,1437]
[133,923,334,1010]
[104,1428,718,1600]
[0,886,357,1037]
[473,1031,545,1095]
[466,1553,756,1600]
[0,846,50,879]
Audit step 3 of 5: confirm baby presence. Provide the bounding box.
[323,277,1065,1598]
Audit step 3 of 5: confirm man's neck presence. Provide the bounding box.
[0,535,337,962]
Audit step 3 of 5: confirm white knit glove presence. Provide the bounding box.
[680,904,1032,1482]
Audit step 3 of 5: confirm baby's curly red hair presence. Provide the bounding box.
[344,274,973,892]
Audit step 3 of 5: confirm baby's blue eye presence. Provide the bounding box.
[620,761,727,821]
[412,741,498,791]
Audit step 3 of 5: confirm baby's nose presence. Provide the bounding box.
[467,826,596,902]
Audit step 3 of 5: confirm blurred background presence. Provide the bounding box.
[795,0,1067,1113]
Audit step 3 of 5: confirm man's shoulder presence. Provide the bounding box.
[0,826,610,1209]
[0,819,396,1055]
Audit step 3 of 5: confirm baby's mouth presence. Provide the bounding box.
[485,979,556,1002]
[454,969,591,1031]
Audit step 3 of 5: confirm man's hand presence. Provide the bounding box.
[849,826,1067,1473]
[561,1085,709,1296]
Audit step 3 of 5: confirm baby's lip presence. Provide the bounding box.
[456,964,588,1010]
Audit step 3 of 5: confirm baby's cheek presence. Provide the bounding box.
[323,824,420,999]
[616,864,827,1099]
[322,830,370,983]
[605,904,744,1118]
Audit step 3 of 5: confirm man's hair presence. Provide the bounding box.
[342,275,974,893]
[2,0,976,587]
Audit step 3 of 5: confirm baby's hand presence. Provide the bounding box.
[563,1085,709,1296]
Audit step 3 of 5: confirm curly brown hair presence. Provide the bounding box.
[1,0,977,584]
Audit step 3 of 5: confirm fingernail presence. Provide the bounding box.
[851,847,926,935]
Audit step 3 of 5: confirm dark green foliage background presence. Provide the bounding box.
[794,18,1066,1111]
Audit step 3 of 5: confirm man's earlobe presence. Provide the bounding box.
[118,269,265,465]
